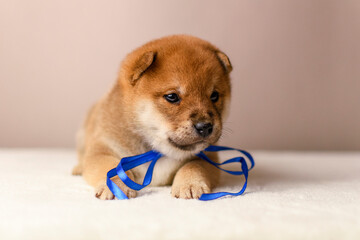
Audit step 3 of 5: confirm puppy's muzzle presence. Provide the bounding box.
[194,122,213,138]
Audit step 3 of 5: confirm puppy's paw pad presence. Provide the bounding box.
[172,183,210,199]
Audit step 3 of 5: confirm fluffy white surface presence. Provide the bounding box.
[0,149,359,240]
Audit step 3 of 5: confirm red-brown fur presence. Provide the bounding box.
[73,35,232,200]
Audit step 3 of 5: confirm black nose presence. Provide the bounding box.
[194,122,213,138]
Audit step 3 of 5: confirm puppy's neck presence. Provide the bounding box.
[101,85,152,156]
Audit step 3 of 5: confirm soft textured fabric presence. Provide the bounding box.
[0,149,359,240]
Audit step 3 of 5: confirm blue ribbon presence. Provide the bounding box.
[106,145,255,201]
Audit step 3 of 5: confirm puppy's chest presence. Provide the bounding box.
[132,156,188,186]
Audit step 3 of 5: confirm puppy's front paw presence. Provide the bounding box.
[95,173,137,200]
[171,181,210,199]
[95,183,137,200]
[95,181,137,200]
[95,183,116,200]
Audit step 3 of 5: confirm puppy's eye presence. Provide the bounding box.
[210,91,219,102]
[164,93,180,103]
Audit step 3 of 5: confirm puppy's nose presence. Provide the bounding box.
[194,122,213,138]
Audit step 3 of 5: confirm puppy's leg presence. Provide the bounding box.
[71,164,83,176]
[171,152,220,199]
[82,147,137,200]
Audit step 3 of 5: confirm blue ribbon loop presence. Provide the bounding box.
[106,145,255,201]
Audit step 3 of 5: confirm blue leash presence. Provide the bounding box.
[106,145,255,201]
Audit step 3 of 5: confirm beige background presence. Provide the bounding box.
[0,0,359,150]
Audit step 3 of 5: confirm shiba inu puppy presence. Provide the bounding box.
[72,35,232,200]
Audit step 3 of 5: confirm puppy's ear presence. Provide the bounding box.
[216,51,232,73]
[130,51,156,85]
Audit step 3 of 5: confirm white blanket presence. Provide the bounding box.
[0,149,359,240]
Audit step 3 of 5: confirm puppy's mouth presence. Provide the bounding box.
[168,138,206,151]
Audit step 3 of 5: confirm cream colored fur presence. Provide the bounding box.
[73,35,232,200]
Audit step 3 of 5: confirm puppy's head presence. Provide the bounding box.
[119,35,232,159]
